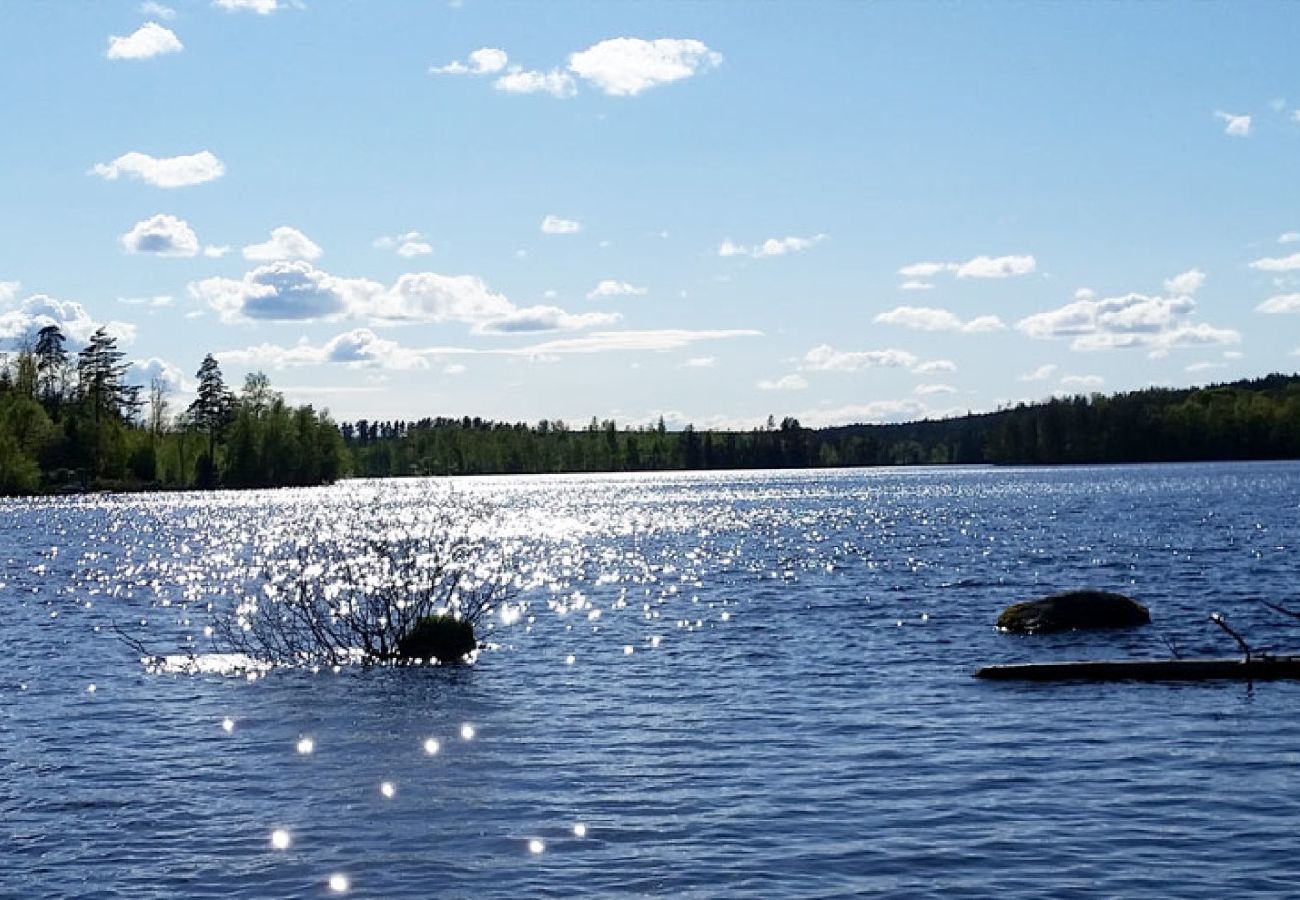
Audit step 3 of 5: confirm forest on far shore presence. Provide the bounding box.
[1,324,1298,496]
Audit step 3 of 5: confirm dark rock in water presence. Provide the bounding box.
[397,614,477,663]
[996,590,1150,634]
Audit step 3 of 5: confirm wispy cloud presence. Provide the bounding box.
[1214,110,1251,137]
[540,214,581,235]
[897,254,1036,281]
[873,305,1005,333]
[718,234,826,258]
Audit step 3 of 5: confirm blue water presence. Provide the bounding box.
[4,463,1300,898]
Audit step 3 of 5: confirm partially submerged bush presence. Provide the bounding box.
[211,499,522,668]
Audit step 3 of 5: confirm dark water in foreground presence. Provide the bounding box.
[4,463,1300,898]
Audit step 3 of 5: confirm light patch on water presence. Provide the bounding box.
[328,873,350,893]
[221,717,235,733]
[423,738,440,755]
[573,822,587,838]
[270,829,291,850]
[528,838,545,854]
[296,737,315,755]
[380,781,395,798]
[460,723,475,740]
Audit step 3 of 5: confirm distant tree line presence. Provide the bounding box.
[343,373,1300,477]
[0,325,347,495]
[3,326,1298,496]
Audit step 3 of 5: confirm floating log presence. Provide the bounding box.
[974,656,1300,682]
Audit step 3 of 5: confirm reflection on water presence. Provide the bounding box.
[4,464,1300,897]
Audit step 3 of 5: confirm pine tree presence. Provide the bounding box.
[34,324,69,408]
[187,354,234,485]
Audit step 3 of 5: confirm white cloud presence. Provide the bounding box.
[899,280,934,291]
[106,22,182,60]
[121,214,199,257]
[800,344,918,372]
[586,279,646,299]
[757,374,808,391]
[189,261,383,324]
[1163,268,1206,296]
[540,214,581,234]
[139,3,176,20]
[214,0,281,13]
[1059,374,1105,391]
[1215,110,1252,137]
[512,329,759,356]
[873,305,1005,333]
[683,356,715,368]
[1019,364,1058,382]
[718,234,826,258]
[1257,293,1300,313]
[567,38,721,96]
[204,245,231,258]
[912,359,957,375]
[1185,361,1228,373]
[897,254,1036,281]
[374,231,433,257]
[118,294,173,307]
[1279,232,1300,244]
[432,47,510,75]
[792,400,931,429]
[0,282,19,304]
[914,383,957,395]
[0,294,135,346]
[475,306,620,334]
[129,357,188,393]
[90,150,224,188]
[1249,252,1300,272]
[243,226,322,262]
[1016,290,1240,353]
[220,329,430,371]
[495,68,577,98]
[444,363,467,375]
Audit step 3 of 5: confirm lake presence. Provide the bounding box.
[5,463,1300,898]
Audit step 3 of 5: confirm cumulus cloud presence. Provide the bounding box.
[718,234,826,258]
[1248,252,1300,272]
[90,150,225,188]
[243,226,322,262]
[431,47,509,75]
[541,214,581,234]
[373,231,433,258]
[912,359,957,375]
[873,305,1005,333]
[475,306,620,334]
[757,374,808,391]
[0,282,19,304]
[800,344,919,372]
[189,262,613,335]
[1019,364,1058,382]
[214,0,281,13]
[107,22,182,60]
[1017,287,1240,353]
[129,357,188,393]
[567,38,721,96]
[1257,293,1300,313]
[1215,110,1251,137]
[1163,268,1206,296]
[121,214,200,256]
[0,293,135,346]
[896,254,1036,281]
[220,329,430,370]
[586,279,646,299]
[495,69,577,97]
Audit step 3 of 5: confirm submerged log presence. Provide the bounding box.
[975,657,1300,682]
[996,590,1150,634]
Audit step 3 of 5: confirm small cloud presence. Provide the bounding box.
[1279,232,1300,244]
[203,245,230,258]
[873,305,1005,333]
[118,294,174,307]
[374,231,433,257]
[129,357,188,393]
[757,374,808,391]
[431,47,509,75]
[912,359,957,375]
[683,356,715,368]
[718,234,826,258]
[90,150,224,188]
[495,68,577,98]
[139,2,176,19]
[243,226,322,262]
[1248,252,1300,272]
[1059,374,1105,391]
[106,22,183,61]
[800,344,918,373]
[896,254,1036,281]
[541,214,581,235]
[567,38,721,97]
[1185,361,1227,373]
[213,0,282,13]
[1019,364,1058,382]
[1257,293,1300,314]
[121,214,199,257]
[1163,268,1206,296]
[899,280,934,291]
[914,383,956,395]
[586,279,646,300]
[1214,110,1251,137]
[475,306,620,334]
[444,363,467,375]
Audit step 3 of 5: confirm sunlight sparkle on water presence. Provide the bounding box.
[423,738,440,755]
[328,873,350,893]
[296,737,314,755]
[270,829,291,850]
[565,654,575,665]
[460,723,475,740]
[221,717,234,733]
[528,838,545,854]
[573,823,587,838]
[380,781,395,798]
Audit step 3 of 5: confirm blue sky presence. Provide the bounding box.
[1,1,1298,427]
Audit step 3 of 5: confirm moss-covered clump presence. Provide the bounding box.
[396,614,478,663]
